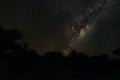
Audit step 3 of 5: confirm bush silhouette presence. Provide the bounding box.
[112,48,120,56]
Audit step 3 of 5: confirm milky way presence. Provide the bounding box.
[1,0,120,55]
[63,0,107,55]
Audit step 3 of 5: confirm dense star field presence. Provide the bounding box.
[1,0,120,80]
[0,0,120,55]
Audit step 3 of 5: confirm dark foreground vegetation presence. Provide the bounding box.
[0,26,120,80]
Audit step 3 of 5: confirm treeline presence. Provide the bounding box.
[0,26,120,80]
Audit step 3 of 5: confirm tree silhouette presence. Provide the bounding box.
[112,48,120,56]
[0,26,22,56]
[68,50,88,64]
[0,26,24,80]
[0,26,40,80]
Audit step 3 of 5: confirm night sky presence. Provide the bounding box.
[0,0,120,56]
